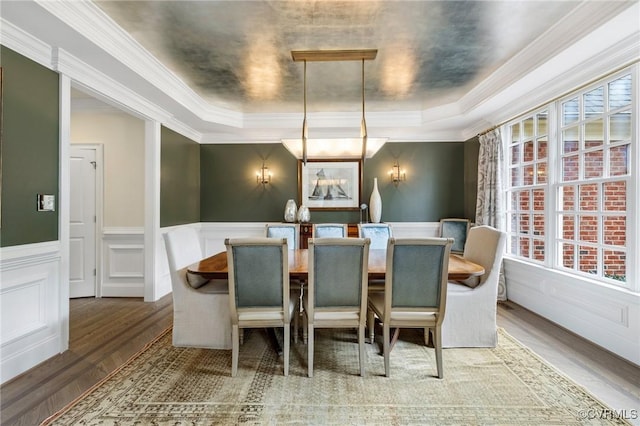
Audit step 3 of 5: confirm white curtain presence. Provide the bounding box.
[475,128,507,300]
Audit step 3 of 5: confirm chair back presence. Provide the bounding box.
[384,238,453,324]
[439,218,470,254]
[225,238,289,324]
[265,223,299,250]
[463,225,507,287]
[307,238,370,315]
[164,227,203,271]
[358,223,392,249]
[313,223,348,238]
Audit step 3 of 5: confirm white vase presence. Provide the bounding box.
[284,199,297,223]
[297,205,310,223]
[369,178,382,223]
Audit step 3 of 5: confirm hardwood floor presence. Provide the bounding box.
[0,296,173,426]
[1,297,638,425]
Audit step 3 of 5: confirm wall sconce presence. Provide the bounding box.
[389,161,406,185]
[256,163,272,185]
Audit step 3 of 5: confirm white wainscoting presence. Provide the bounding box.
[0,241,62,384]
[504,257,640,366]
[102,227,145,297]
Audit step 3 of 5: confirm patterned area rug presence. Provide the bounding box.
[42,327,628,425]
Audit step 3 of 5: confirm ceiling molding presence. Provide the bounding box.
[36,0,242,129]
[0,18,52,69]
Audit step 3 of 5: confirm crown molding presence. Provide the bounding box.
[460,1,637,115]
[0,18,52,69]
[35,0,242,128]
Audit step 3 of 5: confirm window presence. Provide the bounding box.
[505,70,634,287]
[558,74,631,284]
[506,110,548,263]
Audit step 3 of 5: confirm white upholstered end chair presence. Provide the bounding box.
[163,227,232,349]
[441,225,507,348]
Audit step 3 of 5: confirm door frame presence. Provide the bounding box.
[70,143,104,297]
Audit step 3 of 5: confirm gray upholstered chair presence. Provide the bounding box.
[163,227,231,349]
[358,223,392,249]
[368,237,453,378]
[439,218,471,254]
[225,237,294,377]
[358,223,392,292]
[265,223,300,249]
[304,237,370,377]
[441,225,507,348]
[266,223,302,341]
[313,223,348,238]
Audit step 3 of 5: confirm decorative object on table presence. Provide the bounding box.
[369,177,382,223]
[298,159,362,211]
[360,203,368,223]
[389,161,406,185]
[284,199,297,222]
[297,205,310,223]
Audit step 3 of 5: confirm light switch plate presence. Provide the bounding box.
[37,194,56,211]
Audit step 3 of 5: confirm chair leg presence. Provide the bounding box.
[239,329,244,345]
[284,324,290,376]
[303,313,308,344]
[307,322,314,377]
[383,323,390,377]
[433,326,443,379]
[358,324,366,377]
[293,306,300,344]
[231,325,239,377]
[367,309,375,344]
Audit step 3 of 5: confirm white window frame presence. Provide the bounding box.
[503,65,638,292]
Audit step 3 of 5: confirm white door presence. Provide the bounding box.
[70,146,97,298]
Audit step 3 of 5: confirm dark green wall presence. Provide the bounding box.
[201,143,299,221]
[160,126,200,227]
[1,47,60,247]
[200,141,467,223]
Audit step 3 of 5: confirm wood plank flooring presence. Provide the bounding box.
[1,297,638,425]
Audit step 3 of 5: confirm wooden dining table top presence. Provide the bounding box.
[187,249,485,281]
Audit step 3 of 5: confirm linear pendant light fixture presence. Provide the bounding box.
[289,49,382,164]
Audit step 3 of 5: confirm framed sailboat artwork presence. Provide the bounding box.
[298,159,361,210]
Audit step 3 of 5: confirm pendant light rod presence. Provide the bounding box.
[361,58,368,162]
[302,59,308,164]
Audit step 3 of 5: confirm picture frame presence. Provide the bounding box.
[298,159,361,210]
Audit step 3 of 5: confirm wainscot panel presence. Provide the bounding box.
[504,258,640,366]
[0,242,62,384]
[102,228,145,297]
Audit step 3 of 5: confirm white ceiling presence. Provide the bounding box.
[1,1,638,143]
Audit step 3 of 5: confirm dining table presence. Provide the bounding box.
[187,248,485,355]
[187,248,485,281]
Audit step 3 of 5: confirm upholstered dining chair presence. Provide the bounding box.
[225,237,294,377]
[163,227,231,349]
[441,225,507,348]
[313,223,348,238]
[439,218,471,254]
[266,223,302,342]
[265,223,299,250]
[367,237,453,378]
[304,237,370,377]
[358,223,392,249]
